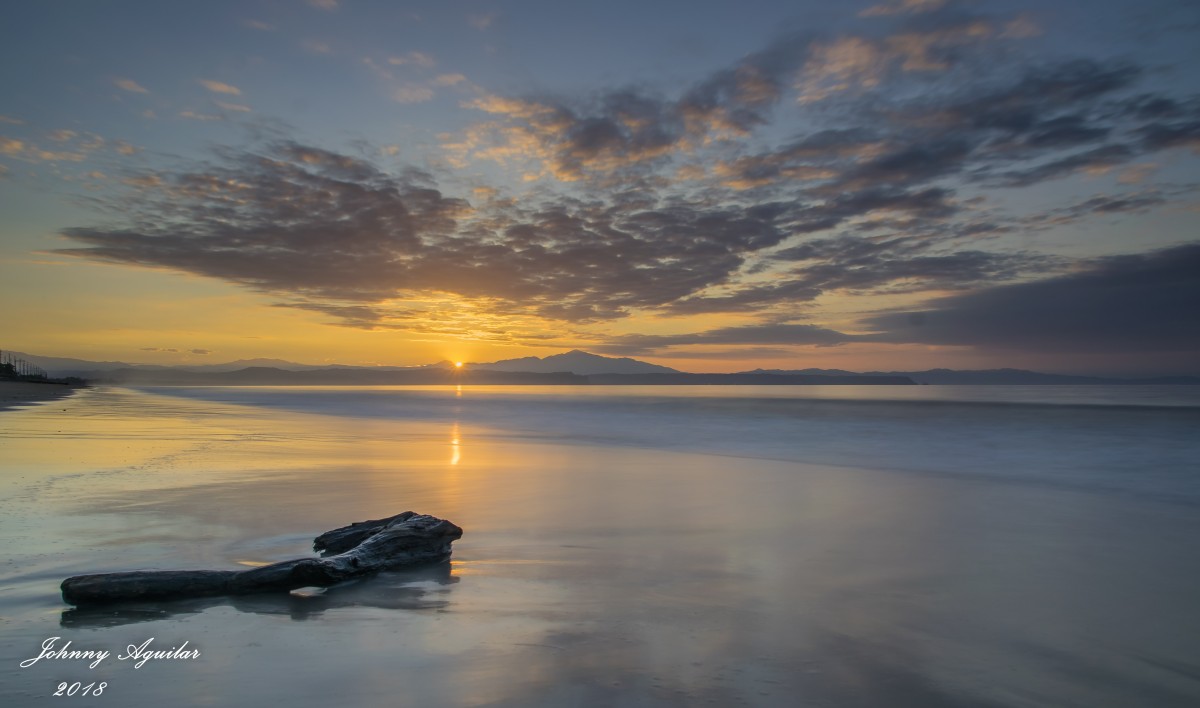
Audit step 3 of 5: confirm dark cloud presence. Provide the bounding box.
[190,349,212,355]
[823,140,976,193]
[1023,115,1112,148]
[1038,192,1168,224]
[669,234,1054,315]
[992,144,1136,187]
[465,31,816,181]
[784,247,1054,293]
[58,142,806,324]
[863,243,1200,352]
[272,302,391,328]
[708,55,1163,198]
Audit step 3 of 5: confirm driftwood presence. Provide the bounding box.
[61,512,462,606]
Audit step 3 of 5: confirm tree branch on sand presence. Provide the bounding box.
[61,512,463,606]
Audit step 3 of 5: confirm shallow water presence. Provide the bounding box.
[2,385,1199,707]
[140,384,1200,503]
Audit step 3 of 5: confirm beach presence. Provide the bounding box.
[2,385,1199,707]
[0,381,78,412]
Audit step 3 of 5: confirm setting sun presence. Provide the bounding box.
[455,362,463,368]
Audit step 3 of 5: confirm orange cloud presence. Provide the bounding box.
[114,78,149,93]
[199,79,242,95]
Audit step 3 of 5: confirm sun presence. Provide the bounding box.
[455,361,463,368]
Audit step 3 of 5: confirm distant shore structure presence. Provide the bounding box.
[1,350,48,380]
[0,350,85,386]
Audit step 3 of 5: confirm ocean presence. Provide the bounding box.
[2,384,1198,707]
[140,384,1200,503]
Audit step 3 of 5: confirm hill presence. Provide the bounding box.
[473,350,679,375]
[741,367,1200,385]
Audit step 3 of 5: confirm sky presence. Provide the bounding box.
[1,0,1198,376]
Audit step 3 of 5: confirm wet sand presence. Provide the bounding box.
[0,381,78,411]
[1,386,1198,707]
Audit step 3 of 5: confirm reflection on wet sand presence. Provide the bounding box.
[1,387,1199,708]
[62,563,459,628]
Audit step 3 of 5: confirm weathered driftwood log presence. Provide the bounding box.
[61,512,462,606]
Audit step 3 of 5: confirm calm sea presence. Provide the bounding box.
[138,384,1200,504]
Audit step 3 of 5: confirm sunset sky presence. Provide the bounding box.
[2,0,1198,375]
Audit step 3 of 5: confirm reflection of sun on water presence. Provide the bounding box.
[450,421,461,466]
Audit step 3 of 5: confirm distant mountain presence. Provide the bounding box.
[93,366,588,386]
[169,358,322,372]
[742,367,1200,385]
[87,367,914,386]
[16,351,451,378]
[587,373,914,386]
[473,350,679,375]
[14,348,1197,385]
[175,358,450,373]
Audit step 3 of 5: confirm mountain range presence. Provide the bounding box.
[3,350,1197,385]
[738,368,1200,385]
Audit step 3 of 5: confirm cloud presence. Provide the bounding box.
[190,349,213,355]
[114,78,149,94]
[243,19,275,31]
[303,39,333,55]
[139,347,179,353]
[669,227,1054,315]
[1033,192,1167,225]
[55,141,809,326]
[179,110,224,121]
[216,101,253,113]
[707,52,1189,203]
[992,144,1136,187]
[455,31,819,181]
[862,243,1200,352]
[308,0,338,10]
[199,79,242,96]
[449,20,1165,198]
[393,85,434,104]
[0,115,23,125]
[467,13,496,30]
[859,0,949,17]
[273,301,391,328]
[796,17,997,102]
[51,116,1195,337]
[0,135,87,162]
[388,52,435,68]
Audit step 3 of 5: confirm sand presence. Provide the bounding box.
[0,380,78,412]
[1,386,1198,707]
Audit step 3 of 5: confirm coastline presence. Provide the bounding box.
[0,380,79,412]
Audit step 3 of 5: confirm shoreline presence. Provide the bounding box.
[0,380,80,412]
